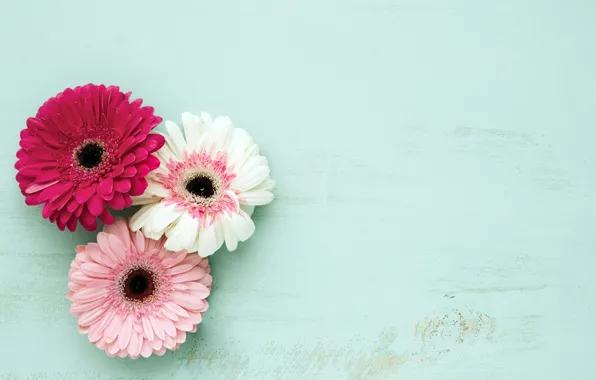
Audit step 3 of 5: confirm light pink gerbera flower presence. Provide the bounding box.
[67,217,212,359]
[16,84,165,231]
[130,112,274,257]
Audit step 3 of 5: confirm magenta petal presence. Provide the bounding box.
[88,194,106,216]
[108,193,126,210]
[122,153,135,166]
[42,202,54,218]
[99,209,115,225]
[35,169,61,182]
[123,195,133,208]
[121,166,137,178]
[110,165,124,177]
[136,164,149,177]
[80,208,98,231]
[113,178,131,193]
[67,216,78,232]
[66,198,80,213]
[132,148,148,162]
[75,184,97,203]
[98,178,114,195]
[129,178,148,196]
[143,155,160,171]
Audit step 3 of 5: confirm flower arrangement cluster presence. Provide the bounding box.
[16,84,274,358]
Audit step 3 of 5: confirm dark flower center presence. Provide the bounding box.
[123,268,156,302]
[77,142,104,168]
[186,176,215,198]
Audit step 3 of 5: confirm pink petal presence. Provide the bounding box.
[86,243,117,268]
[141,341,154,358]
[149,315,166,340]
[70,298,106,314]
[78,307,106,326]
[176,330,187,344]
[134,231,146,252]
[128,331,142,357]
[79,262,110,277]
[171,267,206,284]
[117,314,133,350]
[72,287,109,302]
[142,315,154,341]
[168,264,194,276]
[164,302,189,318]
[171,291,206,310]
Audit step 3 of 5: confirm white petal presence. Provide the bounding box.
[240,204,255,217]
[154,139,177,167]
[232,160,270,193]
[221,214,238,251]
[214,217,225,250]
[200,112,213,127]
[130,203,159,231]
[130,196,159,206]
[181,112,205,152]
[145,180,169,198]
[165,121,187,157]
[240,189,274,206]
[238,178,274,206]
[197,222,220,257]
[228,136,259,170]
[145,203,184,237]
[231,210,255,242]
[209,116,233,155]
[164,212,200,252]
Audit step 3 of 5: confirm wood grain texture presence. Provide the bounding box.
[1,0,595,379]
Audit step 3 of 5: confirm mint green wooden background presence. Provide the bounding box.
[1,0,595,379]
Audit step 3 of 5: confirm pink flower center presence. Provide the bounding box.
[119,267,159,304]
[156,151,237,225]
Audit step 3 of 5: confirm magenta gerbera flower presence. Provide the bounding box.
[15,84,165,231]
[68,217,212,359]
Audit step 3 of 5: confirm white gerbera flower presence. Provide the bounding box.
[129,112,274,257]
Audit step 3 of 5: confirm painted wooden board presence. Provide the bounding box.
[1,0,595,379]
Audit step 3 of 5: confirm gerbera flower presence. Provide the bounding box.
[129,112,274,257]
[15,84,165,231]
[68,217,212,359]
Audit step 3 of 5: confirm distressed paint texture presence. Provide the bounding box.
[1,0,595,379]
